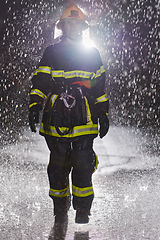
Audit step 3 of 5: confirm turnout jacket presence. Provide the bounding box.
[29,38,109,139]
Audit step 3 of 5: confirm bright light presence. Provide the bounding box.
[83,37,96,48]
[54,21,62,39]
[82,28,96,48]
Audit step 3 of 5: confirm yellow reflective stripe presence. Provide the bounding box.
[65,70,92,79]
[34,70,38,75]
[30,89,47,99]
[34,66,104,79]
[51,70,94,79]
[51,70,64,78]
[49,185,70,197]
[39,123,98,138]
[93,153,99,173]
[50,94,58,107]
[29,102,37,109]
[34,66,51,75]
[95,94,108,104]
[51,67,104,80]
[92,65,105,79]
[98,65,105,75]
[72,185,94,197]
[84,96,93,125]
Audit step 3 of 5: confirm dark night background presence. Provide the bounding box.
[0,0,160,145]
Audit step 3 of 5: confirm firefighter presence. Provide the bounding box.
[29,4,109,224]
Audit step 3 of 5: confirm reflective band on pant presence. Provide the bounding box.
[49,185,70,197]
[30,89,47,99]
[72,185,94,197]
[39,123,98,137]
[95,94,108,104]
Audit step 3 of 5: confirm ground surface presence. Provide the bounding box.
[0,126,160,240]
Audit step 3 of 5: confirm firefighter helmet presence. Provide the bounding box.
[56,4,88,31]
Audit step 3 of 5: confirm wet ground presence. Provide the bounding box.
[0,126,160,240]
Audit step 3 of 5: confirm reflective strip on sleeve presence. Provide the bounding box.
[72,185,94,197]
[84,96,93,125]
[95,94,108,104]
[34,66,51,75]
[50,94,58,107]
[39,123,98,138]
[91,65,105,79]
[96,65,105,78]
[29,102,37,109]
[49,185,70,198]
[30,89,47,99]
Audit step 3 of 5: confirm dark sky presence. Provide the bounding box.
[0,1,7,23]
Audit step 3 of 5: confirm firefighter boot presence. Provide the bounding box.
[53,195,71,223]
[49,211,68,240]
[50,197,70,240]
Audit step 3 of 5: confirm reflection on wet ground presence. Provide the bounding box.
[74,231,89,240]
[48,220,89,240]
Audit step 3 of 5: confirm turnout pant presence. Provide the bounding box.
[45,135,98,215]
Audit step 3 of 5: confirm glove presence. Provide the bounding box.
[99,114,109,139]
[29,110,40,132]
[29,103,42,132]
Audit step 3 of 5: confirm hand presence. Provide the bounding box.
[99,114,109,139]
[29,110,39,132]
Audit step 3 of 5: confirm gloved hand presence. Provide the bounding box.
[29,110,40,132]
[99,114,109,139]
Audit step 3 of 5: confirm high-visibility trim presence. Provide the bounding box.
[29,102,37,109]
[96,65,105,78]
[39,123,98,137]
[49,185,70,197]
[51,70,93,79]
[95,94,108,104]
[34,66,51,75]
[93,153,99,173]
[33,66,105,79]
[51,65,104,79]
[65,70,94,79]
[91,65,105,79]
[51,70,65,78]
[72,185,94,197]
[30,89,47,99]
[50,94,58,107]
[84,96,93,125]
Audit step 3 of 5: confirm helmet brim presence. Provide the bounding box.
[56,19,88,31]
